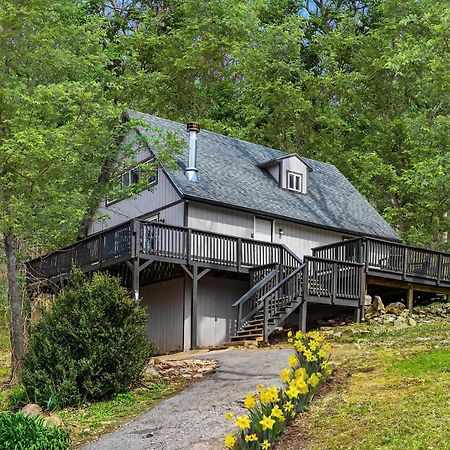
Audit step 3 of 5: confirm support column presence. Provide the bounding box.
[354,306,363,323]
[407,285,414,312]
[298,301,307,332]
[132,258,140,301]
[191,265,199,348]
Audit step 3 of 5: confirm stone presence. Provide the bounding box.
[145,366,160,378]
[373,296,385,311]
[393,318,408,329]
[385,302,406,316]
[21,404,43,417]
[365,296,385,317]
[44,414,63,428]
[364,295,373,306]
[407,318,417,327]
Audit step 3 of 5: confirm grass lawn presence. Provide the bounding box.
[278,321,450,450]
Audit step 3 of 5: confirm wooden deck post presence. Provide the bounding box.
[132,258,140,301]
[407,285,414,312]
[191,265,199,348]
[298,301,307,332]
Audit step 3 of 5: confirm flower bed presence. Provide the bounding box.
[224,331,332,449]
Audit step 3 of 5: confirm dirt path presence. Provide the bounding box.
[82,348,292,450]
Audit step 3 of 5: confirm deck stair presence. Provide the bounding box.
[232,246,306,342]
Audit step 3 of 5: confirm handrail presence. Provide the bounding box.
[311,236,365,252]
[232,268,278,308]
[305,255,364,267]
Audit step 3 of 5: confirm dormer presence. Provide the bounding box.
[259,154,312,194]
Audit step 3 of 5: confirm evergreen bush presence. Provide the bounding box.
[22,269,155,409]
[0,412,70,449]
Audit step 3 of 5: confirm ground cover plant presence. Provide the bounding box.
[0,412,70,450]
[276,321,450,449]
[224,331,332,449]
[22,269,155,409]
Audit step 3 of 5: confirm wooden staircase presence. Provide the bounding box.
[232,247,305,342]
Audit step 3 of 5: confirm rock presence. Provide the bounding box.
[192,373,203,378]
[145,366,160,378]
[365,296,385,317]
[385,302,406,316]
[364,295,373,306]
[393,318,408,329]
[407,318,417,327]
[21,404,43,417]
[44,414,63,428]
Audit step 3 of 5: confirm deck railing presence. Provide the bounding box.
[27,222,133,280]
[304,256,364,303]
[312,237,450,284]
[28,220,301,280]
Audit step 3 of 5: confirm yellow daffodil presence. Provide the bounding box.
[257,383,266,392]
[261,440,271,450]
[224,433,236,448]
[295,367,307,380]
[294,341,306,353]
[308,373,321,387]
[287,330,293,338]
[286,386,300,399]
[309,339,319,351]
[235,415,251,430]
[283,400,294,412]
[303,349,317,362]
[279,367,292,383]
[288,354,299,368]
[224,412,234,420]
[259,414,276,431]
[266,386,279,402]
[244,394,256,409]
[271,404,283,419]
[245,433,258,442]
[295,330,303,339]
[259,390,272,403]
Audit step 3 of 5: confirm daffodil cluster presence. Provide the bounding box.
[224,331,332,449]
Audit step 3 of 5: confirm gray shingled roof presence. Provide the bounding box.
[126,110,401,241]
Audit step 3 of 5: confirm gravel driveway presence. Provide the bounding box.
[82,348,292,450]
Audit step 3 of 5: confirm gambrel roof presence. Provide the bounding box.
[125,110,400,241]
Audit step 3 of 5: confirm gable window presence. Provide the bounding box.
[287,171,303,193]
[106,159,158,206]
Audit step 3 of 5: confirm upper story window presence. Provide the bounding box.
[287,171,303,193]
[106,158,158,206]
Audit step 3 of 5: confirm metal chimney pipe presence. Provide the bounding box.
[186,122,200,182]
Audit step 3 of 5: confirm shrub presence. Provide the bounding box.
[22,269,155,409]
[0,412,70,449]
[223,330,332,449]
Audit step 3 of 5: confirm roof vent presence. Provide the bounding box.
[185,122,200,182]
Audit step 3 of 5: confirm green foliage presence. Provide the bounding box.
[22,269,155,409]
[0,412,70,450]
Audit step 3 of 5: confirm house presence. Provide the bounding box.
[27,111,450,353]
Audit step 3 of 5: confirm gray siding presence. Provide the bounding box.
[281,156,308,192]
[197,275,249,347]
[141,277,184,354]
[88,169,182,235]
[87,129,183,235]
[188,202,346,258]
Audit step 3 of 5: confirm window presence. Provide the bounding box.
[287,171,303,193]
[106,159,158,206]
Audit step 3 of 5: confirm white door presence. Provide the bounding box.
[254,218,273,242]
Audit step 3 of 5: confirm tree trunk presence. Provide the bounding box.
[4,230,25,384]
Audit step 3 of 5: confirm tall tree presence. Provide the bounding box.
[0,0,121,382]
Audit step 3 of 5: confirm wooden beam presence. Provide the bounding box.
[132,258,140,301]
[299,301,307,332]
[367,275,450,295]
[180,265,193,279]
[139,259,154,273]
[191,265,198,348]
[407,286,414,312]
[198,268,211,280]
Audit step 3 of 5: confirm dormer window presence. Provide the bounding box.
[287,171,303,192]
[259,154,310,195]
